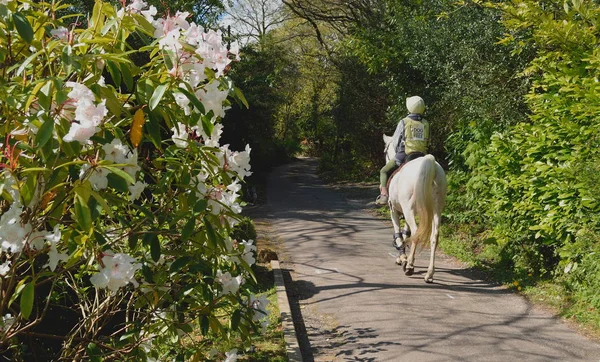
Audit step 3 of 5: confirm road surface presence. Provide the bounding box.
[252,157,600,362]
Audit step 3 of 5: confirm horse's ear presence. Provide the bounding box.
[383,134,392,143]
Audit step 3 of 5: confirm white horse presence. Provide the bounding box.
[383,134,447,283]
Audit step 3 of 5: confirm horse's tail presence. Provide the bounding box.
[408,155,436,249]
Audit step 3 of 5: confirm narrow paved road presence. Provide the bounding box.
[254,158,600,362]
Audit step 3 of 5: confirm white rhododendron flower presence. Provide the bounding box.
[129,181,147,201]
[62,83,108,144]
[195,122,223,148]
[66,82,95,103]
[216,270,242,296]
[171,122,189,148]
[229,144,252,179]
[102,138,140,179]
[50,26,69,41]
[141,5,157,22]
[103,138,131,164]
[126,0,146,13]
[79,163,110,191]
[173,92,192,115]
[90,252,142,292]
[196,80,229,119]
[0,202,32,254]
[218,144,252,179]
[224,349,238,362]
[0,261,11,277]
[44,225,68,271]
[239,239,256,266]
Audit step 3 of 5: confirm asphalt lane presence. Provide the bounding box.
[256,157,600,362]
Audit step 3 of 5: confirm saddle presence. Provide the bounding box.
[386,152,426,190]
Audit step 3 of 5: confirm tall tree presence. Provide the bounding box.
[224,0,292,47]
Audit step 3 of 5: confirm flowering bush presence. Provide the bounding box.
[0,0,267,360]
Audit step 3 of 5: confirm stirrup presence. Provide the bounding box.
[375,194,388,205]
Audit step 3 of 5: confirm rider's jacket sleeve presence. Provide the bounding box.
[391,119,405,154]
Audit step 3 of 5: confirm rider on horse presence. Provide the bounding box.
[376,96,430,205]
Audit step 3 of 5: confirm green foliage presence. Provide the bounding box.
[463,0,600,277]
[231,216,257,242]
[222,42,296,173]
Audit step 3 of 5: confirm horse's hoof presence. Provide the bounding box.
[395,257,402,265]
[404,267,414,276]
[425,277,433,283]
[401,260,408,271]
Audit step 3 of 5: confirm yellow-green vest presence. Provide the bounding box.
[404,117,429,154]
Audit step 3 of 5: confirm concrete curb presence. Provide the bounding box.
[271,260,303,362]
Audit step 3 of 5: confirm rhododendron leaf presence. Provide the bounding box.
[178,323,194,334]
[181,217,195,241]
[90,190,114,217]
[200,315,209,335]
[150,84,168,111]
[130,109,145,147]
[128,234,138,250]
[25,80,46,110]
[233,86,249,109]
[12,13,33,43]
[106,61,121,89]
[230,309,241,331]
[204,217,218,248]
[106,172,129,193]
[74,194,92,231]
[103,165,134,184]
[177,87,205,114]
[35,117,54,148]
[170,256,192,273]
[194,199,207,213]
[120,63,134,91]
[145,112,163,149]
[20,282,34,319]
[150,236,161,262]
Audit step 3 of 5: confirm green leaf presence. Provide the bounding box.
[35,118,55,148]
[204,218,218,249]
[12,13,33,43]
[233,86,249,108]
[169,256,192,273]
[106,173,129,193]
[194,199,207,213]
[74,194,92,231]
[149,84,168,111]
[178,323,194,334]
[120,62,134,91]
[230,309,241,331]
[177,87,205,114]
[146,112,163,149]
[150,236,161,262]
[102,165,135,184]
[200,315,210,335]
[87,343,102,362]
[106,61,121,88]
[20,282,35,319]
[181,218,195,241]
[128,234,138,250]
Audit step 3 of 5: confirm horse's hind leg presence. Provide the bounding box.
[404,208,418,276]
[390,207,407,266]
[424,212,441,283]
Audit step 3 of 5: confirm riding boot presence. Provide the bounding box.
[375,187,388,205]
